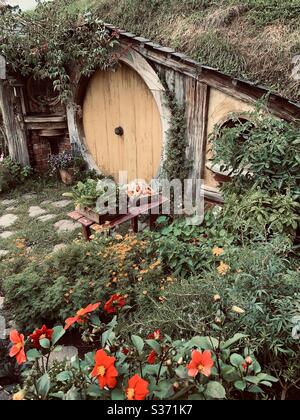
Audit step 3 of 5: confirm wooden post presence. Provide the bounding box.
[0,78,30,165]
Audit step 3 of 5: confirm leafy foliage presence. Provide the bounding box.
[0,157,32,193]
[0,0,119,102]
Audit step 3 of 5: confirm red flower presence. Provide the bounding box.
[104,294,126,314]
[147,329,162,340]
[187,350,214,378]
[30,325,53,349]
[91,349,118,389]
[9,330,27,366]
[126,374,149,401]
[64,302,100,330]
[147,350,157,365]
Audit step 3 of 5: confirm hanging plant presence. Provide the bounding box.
[0,0,120,103]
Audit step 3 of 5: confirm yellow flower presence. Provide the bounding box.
[217,262,230,276]
[232,306,245,315]
[13,389,26,400]
[212,247,224,257]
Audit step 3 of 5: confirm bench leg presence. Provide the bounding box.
[131,216,138,233]
[82,225,92,241]
[149,214,158,231]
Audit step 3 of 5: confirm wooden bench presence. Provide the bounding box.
[68,195,168,241]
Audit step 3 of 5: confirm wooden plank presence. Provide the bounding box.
[78,217,94,227]
[68,211,82,221]
[0,80,30,165]
[0,56,6,80]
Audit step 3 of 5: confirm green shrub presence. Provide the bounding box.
[211,111,300,198]
[0,157,32,193]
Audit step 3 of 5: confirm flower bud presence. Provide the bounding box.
[245,356,253,366]
[177,357,183,365]
[213,294,221,302]
[173,382,180,390]
[166,359,172,366]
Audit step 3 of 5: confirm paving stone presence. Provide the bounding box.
[28,206,46,218]
[40,200,53,206]
[51,200,72,208]
[0,231,14,239]
[53,243,67,253]
[54,219,81,233]
[38,214,56,222]
[0,250,9,257]
[22,193,37,200]
[1,199,17,206]
[0,214,18,228]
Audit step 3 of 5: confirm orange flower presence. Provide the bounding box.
[217,262,230,276]
[30,325,53,349]
[187,350,214,378]
[212,247,224,257]
[147,350,157,365]
[91,349,118,389]
[104,294,126,314]
[64,302,100,330]
[9,330,27,365]
[126,374,149,400]
[147,329,162,340]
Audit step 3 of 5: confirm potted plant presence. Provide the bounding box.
[49,151,75,185]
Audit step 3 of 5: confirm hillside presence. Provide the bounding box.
[67,0,300,102]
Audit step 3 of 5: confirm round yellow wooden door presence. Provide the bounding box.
[83,64,163,182]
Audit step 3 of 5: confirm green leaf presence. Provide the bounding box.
[87,384,105,398]
[36,373,51,399]
[131,335,144,355]
[145,339,161,354]
[26,349,42,362]
[111,388,125,400]
[39,338,51,349]
[222,334,248,350]
[51,326,65,346]
[65,387,80,400]
[234,380,246,391]
[56,371,72,382]
[204,381,226,400]
[230,353,244,368]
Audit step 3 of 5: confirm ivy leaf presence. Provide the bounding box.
[131,335,144,355]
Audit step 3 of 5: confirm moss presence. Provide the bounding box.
[69,0,300,101]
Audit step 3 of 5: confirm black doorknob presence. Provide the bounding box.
[115,126,124,136]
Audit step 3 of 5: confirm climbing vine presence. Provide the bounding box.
[163,83,190,182]
[0,0,120,103]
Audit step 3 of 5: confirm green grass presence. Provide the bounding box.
[0,178,82,292]
[68,0,300,101]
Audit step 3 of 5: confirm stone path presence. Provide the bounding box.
[28,206,46,218]
[54,219,81,233]
[0,231,14,239]
[38,214,56,222]
[0,214,18,228]
[51,200,72,208]
[1,199,17,206]
[53,243,67,253]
